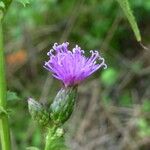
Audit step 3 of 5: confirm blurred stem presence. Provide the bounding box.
[0,22,11,150]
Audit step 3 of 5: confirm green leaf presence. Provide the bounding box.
[102,92,111,105]
[26,147,40,150]
[116,0,141,42]
[0,1,5,9]
[0,10,3,20]
[137,118,150,137]
[0,1,6,20]
[18,0,30,7]
[119,91,132,107]
[7,91,20,101]
[142,100,150,112]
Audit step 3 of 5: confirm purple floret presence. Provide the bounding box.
[44,42,107,87]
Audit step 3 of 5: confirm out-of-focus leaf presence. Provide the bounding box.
[0,1,5,9]
[26,147,40,150]
[102,92,111,105]
[119,91,132,107]
[0,10,3,20]
[116,0,141,42]
[7,91,20,101]
[142,100,150,112]
[18,0,31,6]
[101,68,119,87]
[137,118,150,137]
[0,1,5,20]
[131,0,150,11]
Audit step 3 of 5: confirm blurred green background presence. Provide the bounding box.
[2,0,150,149]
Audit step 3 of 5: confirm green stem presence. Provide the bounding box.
[44,127,68,150]
[0,22,11,150]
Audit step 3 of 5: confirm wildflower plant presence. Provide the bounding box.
[0,0,142,150]
[28,42,107,150]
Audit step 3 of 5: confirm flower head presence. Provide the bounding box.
[44,42,107,87]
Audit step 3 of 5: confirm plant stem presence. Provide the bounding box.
[0,22,11,150]
[44,127,68,150]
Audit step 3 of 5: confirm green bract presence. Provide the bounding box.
[50,87,77,125]
[28,98,50,127]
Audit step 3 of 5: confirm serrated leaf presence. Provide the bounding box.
[117,0,141,42]
[7,91,20,101]
[18,0,30,7]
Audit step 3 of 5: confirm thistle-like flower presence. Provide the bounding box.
[28,42,107,150]
[44,42,107,87]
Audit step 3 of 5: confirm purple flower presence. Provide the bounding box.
[44,42,107,87]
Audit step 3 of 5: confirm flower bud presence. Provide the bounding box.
[28,98,50,127]
[50,86,77,125]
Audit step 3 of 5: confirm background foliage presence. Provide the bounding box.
[1,0,150,149]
